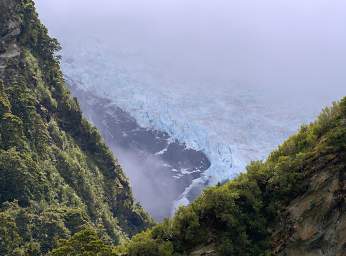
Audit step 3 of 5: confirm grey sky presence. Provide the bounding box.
[34,0,346,105]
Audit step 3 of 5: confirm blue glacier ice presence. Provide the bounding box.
[35,0,346,212]
[58,39,325,209]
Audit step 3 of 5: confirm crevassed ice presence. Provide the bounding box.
[60,39,315,207]
[62,46,235,182]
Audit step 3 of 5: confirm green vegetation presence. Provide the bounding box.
[49,228,117,256]
[0,0,150,255]
[48,97,346,256]
[1,0,345,255]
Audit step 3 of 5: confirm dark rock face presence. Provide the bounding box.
[0,0,21,76]
[68,80,211,220]
[271,153,346,256]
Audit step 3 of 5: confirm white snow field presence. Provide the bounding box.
[35,0,346,210]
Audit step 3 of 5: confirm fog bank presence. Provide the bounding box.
[35,0,346,105]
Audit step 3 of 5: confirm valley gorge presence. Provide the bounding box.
[0,1,345,256]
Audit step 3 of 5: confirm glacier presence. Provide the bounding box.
[58,38,322,209]
[34,0,346,214]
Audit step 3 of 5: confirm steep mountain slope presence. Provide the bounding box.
[1,1,345,255]
[111,98,345,256]
[0,0,150,255]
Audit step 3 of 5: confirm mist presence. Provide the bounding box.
[111,145,182,220]
[35,0,346,105]
[34,0,346,219]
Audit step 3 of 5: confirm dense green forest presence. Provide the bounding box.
[0,0,151,255]
[1,0,345,255]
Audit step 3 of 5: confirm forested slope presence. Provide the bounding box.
[1,1,345,256]
[0,1,151,255]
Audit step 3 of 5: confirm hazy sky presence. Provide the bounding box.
[33,0,346,218]
[35,0,346,105]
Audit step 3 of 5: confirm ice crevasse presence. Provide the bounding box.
[60,40,311,208]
